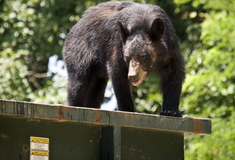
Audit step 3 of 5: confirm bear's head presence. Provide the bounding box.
[117,18,165,86]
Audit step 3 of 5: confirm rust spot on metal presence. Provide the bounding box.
[22,144,29,152]
[55,117,70,122]
[0,132,9,139]
[55,105,70,111]
[55,106,70,122]
[193,119,201,134]
[94,110,103,124]
[58,108,64,119]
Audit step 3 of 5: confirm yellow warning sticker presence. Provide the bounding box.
[31,137,49,144]
[31,150,49,156]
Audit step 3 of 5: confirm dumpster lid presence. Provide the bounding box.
[0,99,211,136]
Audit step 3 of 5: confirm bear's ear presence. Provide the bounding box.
[149,18,165,41]
[117,21,129,43]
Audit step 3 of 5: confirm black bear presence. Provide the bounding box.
[63,1,185,117]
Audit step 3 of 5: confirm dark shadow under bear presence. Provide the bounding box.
[63,1,185,117]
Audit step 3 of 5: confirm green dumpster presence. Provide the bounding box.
[0,99,211,160]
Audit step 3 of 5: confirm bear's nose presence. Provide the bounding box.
[128,60,139,82]
[128,74,138,82]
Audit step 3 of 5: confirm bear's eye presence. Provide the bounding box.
[141,52,148,60]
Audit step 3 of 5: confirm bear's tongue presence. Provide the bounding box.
[132,72,147,86]
[132,79,143,86]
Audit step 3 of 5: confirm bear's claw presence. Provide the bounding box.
[160,110,182,117]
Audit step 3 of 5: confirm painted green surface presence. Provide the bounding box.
[0,100,211,160]
[0,99,211,135]
[0,116,101,159]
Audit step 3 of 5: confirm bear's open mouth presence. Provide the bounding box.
[132,72,147,86]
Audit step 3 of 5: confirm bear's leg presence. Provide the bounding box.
[84,76,108,108]
[160,68,184,117]
[161,80,182,117]
[67,75,90,107]
[110,70,134,112]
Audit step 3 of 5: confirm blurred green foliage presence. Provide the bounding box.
[175,0,235,159]
[0,0,234,159]
[0,0,107,104]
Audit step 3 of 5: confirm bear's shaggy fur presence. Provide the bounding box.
[63,1,185,117]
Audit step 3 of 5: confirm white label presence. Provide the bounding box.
[31,142,49,151]
[30,137,49,151]
[30,155,49,160]
[30,136,49,160]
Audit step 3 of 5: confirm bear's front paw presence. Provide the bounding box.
[160,110,182,117]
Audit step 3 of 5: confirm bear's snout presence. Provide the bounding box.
[128,60,147,86]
